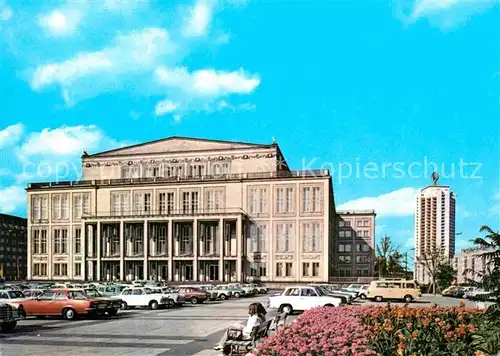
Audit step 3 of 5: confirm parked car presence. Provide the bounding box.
[144,287,180,307]
[197,285,219,300]
[268,286,342,314]
[21,289,115,320]
[310,284,352,304]
[0,289,30,316]
[323,284,358,300]
[119,287,172,310]
[366,279,421,303]
[228,283,257,296]
[0,302,24,332]
[84,288,123,314]
[209,285,233,300]
[22,289,44,298]
[97,284,128,297]
[246,283,268,294]
[177,287,210,304]
[218,285,246,298]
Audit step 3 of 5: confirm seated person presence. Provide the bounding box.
[213,303,266,351]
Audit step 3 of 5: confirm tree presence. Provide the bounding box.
[469,225,500,302]
[415,247,448,294]
[436,263,456,290]
[375,236,404,278]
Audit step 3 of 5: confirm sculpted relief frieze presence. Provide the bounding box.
[302,254,322,260]
[84,153,277,168]
[32,255,48,262]
[275,254,294,261]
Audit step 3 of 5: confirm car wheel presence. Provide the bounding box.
[219,294,227,300]
[360,294,367,300]
[190,297,199,304]
[62,308,77,320]
[108,309,118,316]
[374,296,384,302]
[234,292,241,298]
[149,300,159,310]
[280,304,293,314]
[324,303,334,308]
[0,321,17,332]
[403,295,413,303]
[120,301,128,310]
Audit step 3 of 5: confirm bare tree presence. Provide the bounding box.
[415,248,448,294]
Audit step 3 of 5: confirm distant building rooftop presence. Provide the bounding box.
[337,210,376,215]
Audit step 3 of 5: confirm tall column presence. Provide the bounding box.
[168,220,173,281]
[143,220,149,280]
[119,221,124,281]
[218,218,224,281]
[236,216,242,282]
[96,221,101,281]
[81,223,86,280]
[193,219,198,281]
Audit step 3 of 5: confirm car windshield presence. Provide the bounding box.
[8,291,25,298]
[313,287,326,296]
[143,288,155,294]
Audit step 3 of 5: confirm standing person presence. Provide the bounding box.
[213,303,265,351]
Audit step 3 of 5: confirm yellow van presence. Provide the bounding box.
[366,279,421,303]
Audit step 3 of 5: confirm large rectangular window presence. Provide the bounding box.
[32,263,47,276]
[121,166,140,178]
[53,228,68,254]
[32,228,48,254]
[302,222,321,252]
[250,262,267,277]
[53,263,68,276]
[276,223,293,252]
[249,224,267,253]
[205,189,223,212]
[74,228,82,254]
[111,192,130,216]
[52,194,69,220]
[73,194,90,219]
[302,186,322,213]
[211,162,230,175]
[248,187,268,214]
[133,191,151,215]
[276,187,294,213]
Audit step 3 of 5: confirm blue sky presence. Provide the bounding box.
[0,0,499,256]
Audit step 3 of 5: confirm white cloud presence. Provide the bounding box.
[183,0,213,37]
[155,66,260,97]
[38,9,83,37]
[0,186,26,214]
[407,0,496,29]
[155,99,179,116]
[30,28,172,94]
[0,123,24,149]
[18,125,118,158]
[15,124,130,183]
[0,5,12,21]
[337,187,420,217]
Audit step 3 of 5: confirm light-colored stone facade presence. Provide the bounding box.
[27,137,335,283]
[453,247,494,284]
[332,210,376,282]
[414,185,456,285]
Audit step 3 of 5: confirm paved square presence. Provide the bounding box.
[0,295,275,356]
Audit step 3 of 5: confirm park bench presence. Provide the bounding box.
[223,313,288,354]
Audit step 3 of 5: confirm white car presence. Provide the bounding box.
[268,286,342,314]
[0,289,30,316]
[145,287,183,305]
[119,287,172,310]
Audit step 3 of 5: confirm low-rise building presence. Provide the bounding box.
[453,247,494,284]
[27,136,337,283]
[332,210,376,283]
[0,213,28,281]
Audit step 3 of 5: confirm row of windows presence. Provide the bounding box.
[121,162,231,179]
[338,243,371,253]
[338,230,371,238]
[32,263,82,277]
[31,194,90,221]
[30,185,324,220]
[338,219,371,227]
[336,268,370,277]
[249,222,322,253]
[338,255,371,264]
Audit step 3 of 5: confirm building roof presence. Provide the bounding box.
[0,213,27,224]
[84,136,276,158]
[337,210,376,216]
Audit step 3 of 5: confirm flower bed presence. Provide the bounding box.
[253,304,499,356]
[252,306,376,355]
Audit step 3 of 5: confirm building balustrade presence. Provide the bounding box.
[28,169,331,189]
[81,208,246,219]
